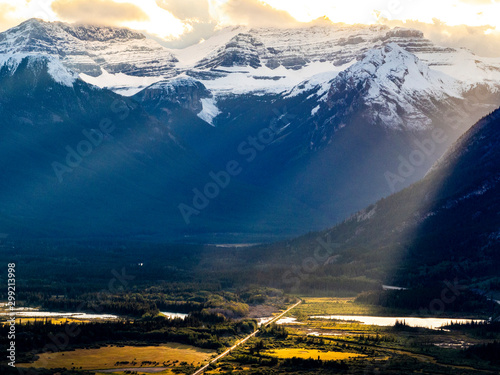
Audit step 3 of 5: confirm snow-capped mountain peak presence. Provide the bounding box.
[0,18,178,78]
[323,43,463,130]
[352,43,460,99]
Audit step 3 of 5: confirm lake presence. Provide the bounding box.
[310,315,485,330]
[0,307,119,320]
[1,306,189,320]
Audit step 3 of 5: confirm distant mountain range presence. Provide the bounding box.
[0,18,499,241]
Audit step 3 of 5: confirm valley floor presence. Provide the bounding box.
[10,297,500,375]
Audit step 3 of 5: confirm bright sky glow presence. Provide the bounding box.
[219,0,500,28]
[0,0,499,40]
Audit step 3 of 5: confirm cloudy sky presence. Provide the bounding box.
[1,0,500,56]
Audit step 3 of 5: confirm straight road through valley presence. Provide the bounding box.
[191,299,302,375]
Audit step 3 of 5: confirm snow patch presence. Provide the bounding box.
[199,61,352,96]
[197,97,220,126]
[0,53,25,74]
[146,75,204,92]
[79,69,163,96]
[418,48,500,88]
[311,105,320,116]
[285,64,354,100]
[47,58,77,87]
[0,53,76,87]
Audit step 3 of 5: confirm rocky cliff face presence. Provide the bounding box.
[195,33,264,69]
[190,25,457,72]
[59,23,146,42]
[0,18,178,77]
[134,76,212,113]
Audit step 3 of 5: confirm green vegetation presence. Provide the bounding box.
[0,242,499,374]
[294,297,399,317]
[263,348,366,360]
[207,312,500,374]
[2,291,499,375]
[355,289,497,317]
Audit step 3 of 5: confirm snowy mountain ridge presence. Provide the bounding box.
[1,18,500,130]
[0,18,178,78]
[2,19,500,241]
[2,19,500,97]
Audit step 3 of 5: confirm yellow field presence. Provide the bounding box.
[301,297,354,304]
[263,348,366,360]
[2,317,95,325]
[18,344,216,370]
[294,297,396,317]
[95,371,173,375]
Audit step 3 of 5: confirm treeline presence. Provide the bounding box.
[444,320,500,339]
[230,353,349,371]
[37,293,205,317]
[355,288,499,315]
[445,321,500,331]
[0,315,259,356]
[19,286,286,319]
[281,357,349,370]
[259,323,288,339]
[0,238,387,297]
[0,366,92,375]
[39,295,160,317]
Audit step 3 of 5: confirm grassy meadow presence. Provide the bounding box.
[18,344,215,371]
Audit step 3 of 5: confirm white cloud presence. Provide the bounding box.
[220,0,299,27]
[51,0,149,25]
[379,17,500,57]
[153,0,216,48]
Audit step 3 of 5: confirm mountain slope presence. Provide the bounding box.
[0,54,327,241]
[162,43,494,229]
[201,108,500,293]
[0,54,192,238]
[178,24,500,98]
[1,19,500,242]
[323,107,500,287]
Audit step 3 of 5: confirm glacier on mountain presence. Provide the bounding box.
[197,98,221,126]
